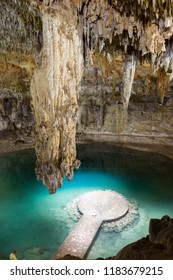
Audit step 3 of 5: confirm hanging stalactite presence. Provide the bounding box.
[31,1,83,193]
[122,53,136,109]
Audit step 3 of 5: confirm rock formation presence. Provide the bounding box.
[30,1,83,193]
[0,0,40,138]
[0,0,173,192]
[113,215,173,260]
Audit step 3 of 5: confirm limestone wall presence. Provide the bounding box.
[77,58,173,146]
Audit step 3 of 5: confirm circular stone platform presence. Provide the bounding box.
[66,190,139,233]
[53,190,138,260]
[77,190,129,221]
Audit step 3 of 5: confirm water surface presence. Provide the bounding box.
[0,144,173,259]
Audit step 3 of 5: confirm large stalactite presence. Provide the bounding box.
[31,2,83,193]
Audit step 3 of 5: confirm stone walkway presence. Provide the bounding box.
[52,190,129,259]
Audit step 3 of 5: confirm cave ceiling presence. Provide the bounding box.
[1,1,173,65]
[1,0,173,193]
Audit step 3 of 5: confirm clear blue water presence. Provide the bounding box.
[0,143,173,260]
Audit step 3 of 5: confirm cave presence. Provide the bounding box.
[0,0,173,260]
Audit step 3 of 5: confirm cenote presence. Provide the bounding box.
[0,143,173,260]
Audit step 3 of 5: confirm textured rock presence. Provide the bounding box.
[77,57,173,145]
[149,216,173,250]
[0,61,34,136]
[113,216,173,260]
[110,237,173,260]
[0,0,39,136]
[31,2,83,193]
[0,0,42,55]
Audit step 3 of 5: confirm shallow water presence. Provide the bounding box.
[0,143,173,260]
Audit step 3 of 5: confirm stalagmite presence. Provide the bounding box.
[31,2,83,193]
[122,54,136,109]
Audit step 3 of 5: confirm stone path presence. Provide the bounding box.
[52,190,129,259]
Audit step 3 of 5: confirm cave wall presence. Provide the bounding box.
[1,57,172,145]
[0,0,42,55]
[1,0,172,145]
[0,0,40,138]
[77,57,173,145]
[0,56,34,138]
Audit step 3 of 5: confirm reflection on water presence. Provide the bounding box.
[0,144,173,260]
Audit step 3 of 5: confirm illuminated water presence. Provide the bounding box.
[0,144,173,260]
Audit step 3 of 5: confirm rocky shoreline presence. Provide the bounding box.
[0,138,34,154]
[1,136,173,162]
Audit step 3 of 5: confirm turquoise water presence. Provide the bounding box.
[0,143,173,260]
